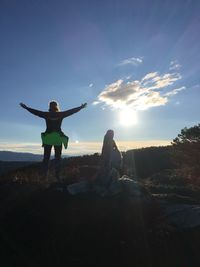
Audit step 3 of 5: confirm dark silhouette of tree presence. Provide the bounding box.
[172,124,200,144]
[172,124,200,184]
[123,146,174,179]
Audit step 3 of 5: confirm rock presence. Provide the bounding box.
[161,203,200,229]
[119,176,151,200]
[67,180,90,195]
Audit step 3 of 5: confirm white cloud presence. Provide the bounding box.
[96,69,183,110]
[143,72,181,89]
[118,57,143,66]
[126,75,132,80]
[89,83,93,88]
[0,140,171,155]
[0,142,42,154]
[92,101,99,105]
[169,60,181,71]
[164,86,186,96]
[142,72,158,82]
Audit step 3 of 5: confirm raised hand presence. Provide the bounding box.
[20,103,27,109]
[81,103,87,109]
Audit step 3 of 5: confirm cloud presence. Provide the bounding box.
[169,60,181,71]
[0,140,171,155]
[142,72,158,82]
[118,57,143,66]
[0,142,42,154]
[126,75,132,80]
[89,83,93,88]
[164,86,186,96]
[92,101,100,105]
[144,73,182,90]
[96,69,183,110]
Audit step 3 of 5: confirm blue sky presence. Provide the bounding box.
[0,0,200,155]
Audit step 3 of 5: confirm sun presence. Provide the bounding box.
[119,108,138,126]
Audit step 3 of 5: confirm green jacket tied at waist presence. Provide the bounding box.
[41,132,69,149]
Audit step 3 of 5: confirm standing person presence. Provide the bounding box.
[20,101,87,181]
[93,129,122,195]
[101,130,122,172]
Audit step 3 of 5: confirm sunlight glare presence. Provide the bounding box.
[119,108,138,126]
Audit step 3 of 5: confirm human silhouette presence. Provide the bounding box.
[101,130,122,171]
[94,130,122,191]
[20,101,87,181]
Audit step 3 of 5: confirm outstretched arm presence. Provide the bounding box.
[19,103,46,118]
[61,103,87,118]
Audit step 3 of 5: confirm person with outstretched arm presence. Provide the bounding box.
[20,101,87,182]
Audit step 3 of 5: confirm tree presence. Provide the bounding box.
[172,124,200,184]
[172,124,200,144]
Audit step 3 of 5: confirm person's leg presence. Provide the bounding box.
[54,145,62,181]
[42,145,52,181]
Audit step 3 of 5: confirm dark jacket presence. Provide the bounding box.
[25,106,83,133]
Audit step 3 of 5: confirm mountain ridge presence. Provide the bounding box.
[0,150,43,161]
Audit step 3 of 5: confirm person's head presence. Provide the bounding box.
[105,129,114,140]
[48,101,60,112]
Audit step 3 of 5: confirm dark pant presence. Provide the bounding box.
[42,145,62,180]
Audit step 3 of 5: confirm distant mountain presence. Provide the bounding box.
[0,151,43,161]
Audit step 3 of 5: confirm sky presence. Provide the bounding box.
[0,0,200,155]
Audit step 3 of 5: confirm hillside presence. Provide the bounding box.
[0,180,200,267]
[0,146,174,181]
[0,161,35,176]
[0,146,200,266]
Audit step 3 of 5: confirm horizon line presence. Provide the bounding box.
[0,139,171,155]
